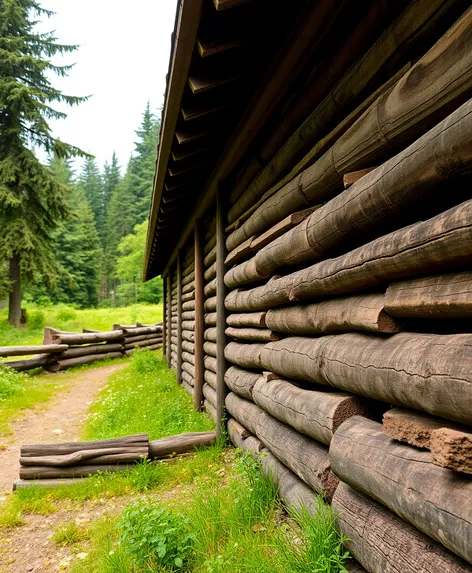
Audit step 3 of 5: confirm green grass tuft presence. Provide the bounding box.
[51,522,91,546]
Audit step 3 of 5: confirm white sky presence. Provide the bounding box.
[36,0,178,173]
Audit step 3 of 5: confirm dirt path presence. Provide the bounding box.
[0,362,126,495]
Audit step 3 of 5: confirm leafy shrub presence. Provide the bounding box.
[131,348,160,374]
[55,305,77,321]
[28,310,45,329]
[0,367,25,401]
[119,500,194,569]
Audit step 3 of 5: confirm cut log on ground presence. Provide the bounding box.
[225,327,280,342]
[225,342,264,369]
[21,434,148,456]
[148,431,216,459]
[20,445,148,467]
[333,481,472,573]
[225,366,261,400]
[252,377,373,445]
[225,200,472,311]
[20,464,136,480]
[330,416,472,564]
[225,393,337,500]
[430,428,472,475]
[0,344,68,357]
[385,272,472,318]
[259,333,472,425]
[265,294,400,335]
[3,354,55,372]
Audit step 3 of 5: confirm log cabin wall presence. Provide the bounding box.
[181,241,196,395]
[149,2,472,571]
[170,267,178,369]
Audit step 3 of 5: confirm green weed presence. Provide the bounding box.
[0,367,25,400]
[52,522,90,546]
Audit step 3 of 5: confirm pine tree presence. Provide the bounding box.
[0,0,87,325]
[103,152,121,214]
[79,157,105,239]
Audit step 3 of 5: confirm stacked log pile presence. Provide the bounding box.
[202,212,217,421]
[216,9,472,572]
[0,323,163,373]
[181,242,196,396]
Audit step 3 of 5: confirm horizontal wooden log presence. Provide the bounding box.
[21,434,148,456]
[203,341,217,357]
[204,232,216,255]
[265,294,400,335]
[226,393,337,500]
[430,428,472,475]
[225,235,257,267]
[20,464,135,480]
[204,278,217,297]
[227,7,472,250]
[47,351,123,371]
[204,355,217,373]
[182,361,195,377]
[123,333,161,344]
[181,371,194,387]
[385,272,472,318]
[204,296,217,312]
[225,327,280,342]
[20,446,148,467]
[182,260,195,278]
[182,281,195,295]
[59,343,123,359]
[203,245,216,268]
[182,270,195,287]
[145,343,162,352]
[333,481,472,573]
[182,340,195,354]
[224,366,261,400]
[43,327,74,345]
[0,344,68,357]
[382,408,462,449]
[203,383,217,409]
[182,352,195,365]
[330,416,472,564]
[182,310,196,321]
[226,312,267,328]
[13,477,91,490]
[122,326,162,336]
[204,261,216,282]
[204,369,216,390]
[252,377,372,445]
[343,167,377,189]
[182,320,196,331]
[182,330,195,342]
[148,431,216,459]
[225,200,472,311]
[3,354,54,372]
[182,290,195,303]
[259,333,472,424]
[227,417,251,450]
[225,342,264,369]
[204,312,217,326]
[52,331,124,345]
[204,327,217,342]
[123,337,162,350]
[204,399,217,422]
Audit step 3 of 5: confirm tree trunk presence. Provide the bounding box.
[8,256,21,327]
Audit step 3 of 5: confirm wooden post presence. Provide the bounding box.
[162,274,167,357]
[176,252,183,384]
[194,222,205,410]
[216,188,228,438]
[166,271,172,367]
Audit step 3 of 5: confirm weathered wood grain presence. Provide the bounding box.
[0,344,68,357]
[225,327,280,342]
[225,342,264,369]
[224,366,261,400]
[226,312,267,328]
[430,428,472,474]
[149,431,216,459]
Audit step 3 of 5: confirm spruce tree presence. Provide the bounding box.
[0,0,87,325]
[79,157,105,239]
[103,152,121,212]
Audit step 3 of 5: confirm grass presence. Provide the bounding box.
[52,522,91,546]
[0,303,163,347]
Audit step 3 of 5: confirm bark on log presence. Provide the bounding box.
[252,377,373,445]
[204,369,217,390]
[148,431,216,459]
[265,294,400,335]
[226,393,337,500]
[330,416,472,564]
[224,366,261,400]
[182,340,195,354]
[59,343,123,359]
[226,312,267,328]
[227,7,472,250]
[3,354,54,372]
[225,342,264,369]
[333,481,472,573]
[20,447,148,467]
[430,428,472,474]
[204,355,217,373]
[203,341,217,357]
[225,327,280,342]
[225,235,257,267]
[259,333,472,424]
[204,312,217,326]
[52,331,124,345]
[225,200,472,311]
[203,383,217,409]
[47,351,123,372]
[0,344,68,357]
[122,326,162,336]
[204,296,217,312]
[385,272,472,318]
[227,418,251,449]
[21,434,148,456]
[382,408,462,449]
[204,328,217,342]
[20,464,135,480]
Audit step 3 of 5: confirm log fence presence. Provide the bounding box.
[0,322,163,373]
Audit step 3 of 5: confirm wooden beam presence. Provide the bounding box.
[216,190,228,438]
[166,273,172,367]
[196,37,241,58]
[162,277,167,357]
[181,101,233,121]
[175,129,210,145]
[193,222,205,411]
[189,74,239,94]
[176,252,183,384]
[213,0,251,11]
